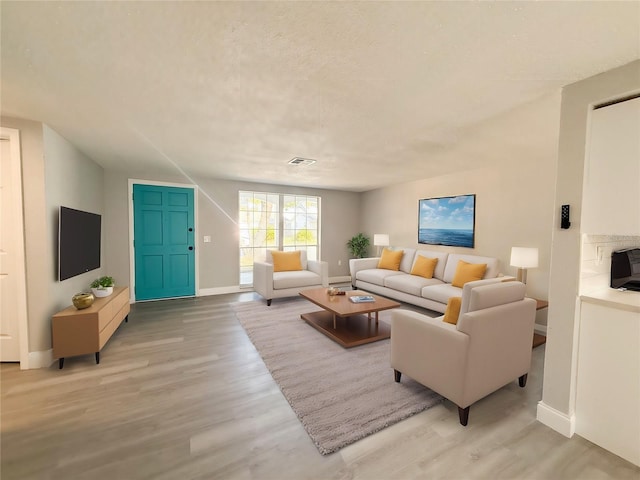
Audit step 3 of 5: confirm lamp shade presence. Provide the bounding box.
[373,234,390,247]
[510,247,539,268]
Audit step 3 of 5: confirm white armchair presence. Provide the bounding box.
[390,281,536,426]
[253,250,329,306]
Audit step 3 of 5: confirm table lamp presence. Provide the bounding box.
[374,234,390,256]
[510,247,539,284]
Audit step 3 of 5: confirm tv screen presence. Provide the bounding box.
[418,194,476,248]
[58,206,101,281]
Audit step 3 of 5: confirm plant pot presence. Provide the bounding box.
[91,286,113,298]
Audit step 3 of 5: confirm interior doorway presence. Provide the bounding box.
[0,127,29,367]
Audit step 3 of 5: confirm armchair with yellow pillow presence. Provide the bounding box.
[391,281,536,425]
[253,250,328,306]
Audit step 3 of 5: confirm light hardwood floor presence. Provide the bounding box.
[2,292,639,480]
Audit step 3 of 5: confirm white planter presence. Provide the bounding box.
[91,286,113,298]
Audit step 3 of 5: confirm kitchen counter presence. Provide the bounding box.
[576,290,640,466]
[580,287,640,313]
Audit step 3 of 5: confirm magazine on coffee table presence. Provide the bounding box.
[349,295,375,303]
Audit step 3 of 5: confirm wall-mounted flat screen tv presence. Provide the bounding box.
[418,194,476,248]
[58,206,101,281]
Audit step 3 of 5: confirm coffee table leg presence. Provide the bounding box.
[333,313,336,329]
[375,311,379,326]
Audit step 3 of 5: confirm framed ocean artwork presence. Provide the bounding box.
[418,194,476,248]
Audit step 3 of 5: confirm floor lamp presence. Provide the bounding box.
[374,234,389,256]
[510,247,539,284]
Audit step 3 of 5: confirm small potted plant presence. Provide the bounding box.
[90,276,115,298]
[347,233,370,258]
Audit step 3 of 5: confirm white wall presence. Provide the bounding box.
[43,125,106,314]
[0,117,104,356]
[538,60,640,434]
[0,136,359,349]
[0,117,48,353]
[103,170,362,297]
[360,91,561,304]
[7,61,636,379]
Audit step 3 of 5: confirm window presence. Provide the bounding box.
[239,191,320,286]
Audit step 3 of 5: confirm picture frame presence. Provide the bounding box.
[418,194,476,248]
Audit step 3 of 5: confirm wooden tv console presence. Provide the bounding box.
[52,286,130,369]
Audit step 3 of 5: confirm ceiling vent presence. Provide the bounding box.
[288,157,317,166]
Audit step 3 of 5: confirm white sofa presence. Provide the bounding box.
[253,250,328,306]
[349,248,509,313]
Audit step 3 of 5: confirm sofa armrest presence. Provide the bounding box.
[349,257,380,285]
[307,260,329,287]
[390,309,469,405]
[253,261,273,299]
[455,298,536,406]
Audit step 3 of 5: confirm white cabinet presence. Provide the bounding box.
[575,300,640,466]
[582,97,640,235]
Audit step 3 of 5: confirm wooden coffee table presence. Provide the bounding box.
[299,288,401,348]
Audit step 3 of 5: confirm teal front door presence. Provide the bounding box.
[133,184,196,301]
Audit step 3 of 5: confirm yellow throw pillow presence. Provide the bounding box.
[377,248,404,271]
[410,256,438,279]
[271,251,303,272]
[443,296,462,325]
[451,260,487,288]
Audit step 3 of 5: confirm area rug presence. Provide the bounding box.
[231,298,443,455]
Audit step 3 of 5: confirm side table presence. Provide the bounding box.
[532,298,548,348]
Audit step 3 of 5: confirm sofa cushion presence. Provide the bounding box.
[378,248,404,271]
[271,250,303,272]
[410,255,438,279]
[399,248,416,273]
[451,260,487,287]
[356,268,404,287]
[443,296,462,325]
[273,270,321,289]
[443,254,499,283]
[421,283,463,304]
[385,274,443,297]
[413,250,449,280]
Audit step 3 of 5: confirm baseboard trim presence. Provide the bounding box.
[330,275,351,284]
[200,279,352,297]
[198,286,245,297]
[536,401,575,438]
[534,323,547,335]
[28,349,55,369]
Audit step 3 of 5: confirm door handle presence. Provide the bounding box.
[189,246,194,251]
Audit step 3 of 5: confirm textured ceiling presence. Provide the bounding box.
[1,1,638,191]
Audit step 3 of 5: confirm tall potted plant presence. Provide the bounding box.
[347,233,370,258]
